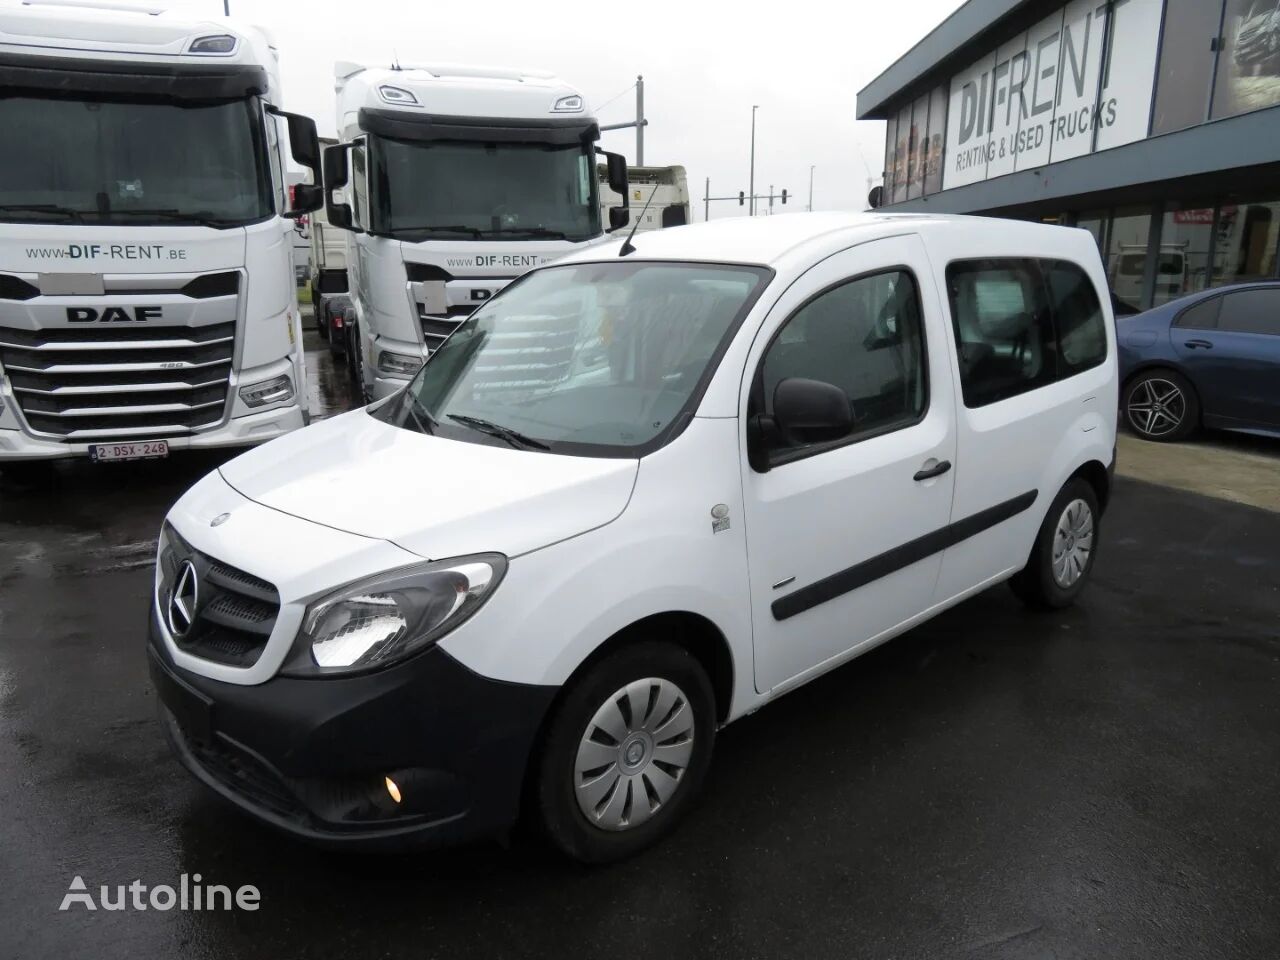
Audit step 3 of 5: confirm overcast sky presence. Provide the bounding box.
[167,0,964,218]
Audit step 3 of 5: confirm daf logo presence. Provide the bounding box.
[167,560,199,638]
[66,306,162,323]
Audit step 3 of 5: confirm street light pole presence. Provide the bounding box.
[635,75,644,166]
[223,0,230,15]
[749,105,758,217]
[808,165,815,211]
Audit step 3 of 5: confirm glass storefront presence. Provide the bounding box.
[1213,198,1280,284]
[1106,208,1154,313]
[1151,0,1221,134]
[1153,204,1215,306]
[1213,0,1280,120]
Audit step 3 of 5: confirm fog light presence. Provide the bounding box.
[189,34,237,54]
[384,776,402,804]
[377,351,423,377]
[239,375,294,408]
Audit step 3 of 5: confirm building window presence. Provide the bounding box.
[1152,0,1225,135]
[908,94,928,200]
[760,270,927,459]
[1213,199,1280,285]
[1075,210,1108,254]
[1153,204,1216,306]
[1106,207,1154,313]
[1212,0,1280,121]
[892,105,912,204]
[883,114,897,194]
[923,85,946,195]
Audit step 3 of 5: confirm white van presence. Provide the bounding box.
[149,213,1117,862]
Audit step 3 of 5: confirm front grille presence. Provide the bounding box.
[158,526,280,668]
[0,319,235,440]
[416,304,474,352]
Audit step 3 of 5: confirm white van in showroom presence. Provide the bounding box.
[149,214,1117,862]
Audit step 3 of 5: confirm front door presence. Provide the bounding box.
[740,235,958,694]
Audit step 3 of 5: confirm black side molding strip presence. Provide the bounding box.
[772,490,1038,621]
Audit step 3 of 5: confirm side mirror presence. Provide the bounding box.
[773,377,852,437]
[268,107,323,217]
[599,149,629,232]
[288,183,324,219]
[322,143,360,233]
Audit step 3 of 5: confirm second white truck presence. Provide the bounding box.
[322,61,630,400]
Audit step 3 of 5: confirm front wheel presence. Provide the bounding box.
[1009,478,1100,609]
[533,642,716,863]
[1123,369,1198,442]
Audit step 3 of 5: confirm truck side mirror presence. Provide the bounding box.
[599,149,629,232]
[267,107,324,218]
[322,143,360,234]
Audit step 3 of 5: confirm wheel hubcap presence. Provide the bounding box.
[573,677,695,832]
[1052,498,1094,588]
[1127,378,1185,437]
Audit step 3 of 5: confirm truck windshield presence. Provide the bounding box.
[0,95,272,227]
[372,137,601,241]
[382,261,771,456]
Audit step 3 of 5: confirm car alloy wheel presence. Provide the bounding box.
[572,677,695,831]
[1126,377,1186,438]
[1051,497,1094,589]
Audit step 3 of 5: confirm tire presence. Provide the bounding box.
[1009,477,1101,610]
[326,315,344,357]
[533,641,716,864]
[1122,368,1198,442]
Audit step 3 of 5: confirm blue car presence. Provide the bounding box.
[1117,282,1280,442]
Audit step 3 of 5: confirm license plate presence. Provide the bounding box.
[89,440,170,462]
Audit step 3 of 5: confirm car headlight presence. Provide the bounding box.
[285,554,506,675]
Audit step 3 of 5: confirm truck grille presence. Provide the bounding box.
[417,304,473,353]
[0,318,235,441]
[158,525,280,669]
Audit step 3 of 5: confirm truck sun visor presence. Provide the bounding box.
[0,53,268,101]
[358,107,600,145]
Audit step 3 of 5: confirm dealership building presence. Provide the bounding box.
[857,0,1280,312]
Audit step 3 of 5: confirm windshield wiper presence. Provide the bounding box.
[0,203,84,222]
[484,227,570,240]
[391,224,484,238]
[108,208,235,228]
[447,414,549,451]
[402,391,438,435]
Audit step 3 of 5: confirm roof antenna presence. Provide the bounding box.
[391,50,402,71]
[619,185,658,257]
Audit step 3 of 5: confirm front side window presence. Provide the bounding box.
[758,270,927,459]
[1218,288,1280,335]
[370,137,601,241]
[383,261,770,456]
[947,260,1056,407]
[0,94,272,226]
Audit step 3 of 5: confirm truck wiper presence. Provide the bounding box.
[446,414,549,450]
[485,227,570,240]
[109,208,234,227]
[391,224,484,238]
[0,203,84,222]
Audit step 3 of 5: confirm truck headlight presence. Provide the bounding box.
[377,351,424,377]
[239,375,294,408]
[288,555,506,674]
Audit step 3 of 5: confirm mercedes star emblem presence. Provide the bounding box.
[167,560,199,638]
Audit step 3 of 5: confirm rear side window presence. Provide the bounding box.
[1174,296,1222,330]
[1218,288,1280,336]
[945,260,1055,407]
[946,257,1108,408]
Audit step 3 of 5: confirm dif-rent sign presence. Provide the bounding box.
[943,0,1162,190]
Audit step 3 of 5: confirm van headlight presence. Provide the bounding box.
[286,555,506,675]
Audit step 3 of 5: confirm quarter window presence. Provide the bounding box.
[1218,288,1280,335]
[1043,260,1107,375]
[758,270,927,459]
[1173,296,1222,330]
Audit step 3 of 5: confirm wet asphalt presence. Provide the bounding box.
[1,330,1278,960]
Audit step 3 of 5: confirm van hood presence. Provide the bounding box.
[218,408,638,560]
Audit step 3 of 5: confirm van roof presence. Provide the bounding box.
[559,212,1078,268]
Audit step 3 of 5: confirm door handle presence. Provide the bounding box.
[1184,339,1214,349]
[913,459,952,481]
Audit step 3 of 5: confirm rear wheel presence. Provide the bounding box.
[1123,369,1198,442]
[534,641,716,863]
[1010,478,1100,609]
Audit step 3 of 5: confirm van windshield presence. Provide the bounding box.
[381,261,771,456]
[0,94,272,227]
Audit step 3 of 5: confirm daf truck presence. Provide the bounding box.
[0,0,323,467]
[321,61,630,400]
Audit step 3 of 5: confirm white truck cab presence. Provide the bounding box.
[0,0,323,466]
[321,61,629,400]
[150,213,1117,862]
